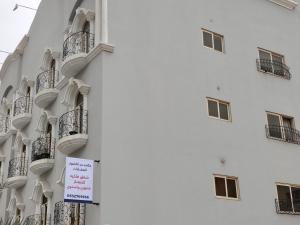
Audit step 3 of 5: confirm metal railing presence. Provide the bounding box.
[63,31,95,60]
[275,198,300,215]
[54,201,86,225]
[8,157,28,178]
[58,107,88,139]
[0,116,10,134]
[31,137,55,162]
[265,125,300,144]
[256,59,291,79]
[36,70,57,94]
[13,96,32,117]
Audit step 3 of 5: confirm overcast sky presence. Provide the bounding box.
[0,0,41,66]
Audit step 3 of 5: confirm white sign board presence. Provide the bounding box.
[64,157,94,204]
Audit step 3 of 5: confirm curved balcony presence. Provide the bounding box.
[30,137,55,175]
[61,31,95,78]
[6,157,28,188]
[0,116,11,144]
[12,96,32,129]
[256,59,291,79]
[57,108,88,155]
[35,70,59,108]
[265,125,300,145]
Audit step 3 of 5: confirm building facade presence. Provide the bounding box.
[0,0,300,225]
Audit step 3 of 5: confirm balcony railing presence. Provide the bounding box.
[58,107,88,139]
[36,70,57,94]
[275,198,300,215]
[8,157,28,178]
[0,116,10,134]
[54,201,86,225]
[256,59,291,79]
[63,31,95,60]
[31,137,55,162]
[13,96,32,117]
[265,125,300,145]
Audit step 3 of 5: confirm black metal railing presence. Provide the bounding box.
[36,70,58,94]
[275,198,300,215]
[8,157,28,178]
[0,116,10,134]
[256,59,291,79]
[63,31,95,60]
[31,137,55,162]
[58,107,88,139]
[13,96,32,117]
[54,201,86,225]
[266,125,300,144]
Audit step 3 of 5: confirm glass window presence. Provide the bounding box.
[267,113,282,139]
[277,185,293,212]
[214,35,223,52]
[215,177,226,197]
[227,178,238,198]
[208,100,218,118]
[219,103,229,120]
[203,31,213,48]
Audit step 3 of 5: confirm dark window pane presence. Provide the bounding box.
[267,114,282,139]
[259,50,272,73]
[292,187,300,212]
[214,35,223,52]
[219,103,229,120]
[203,31,213,48]
[272,54,284,76]
[215,177,226,197]
[277,185,293,212]
[208,100,218,118]
[227,178,238,198]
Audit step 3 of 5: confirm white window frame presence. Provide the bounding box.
[266,111,294,141]
[214,175,240,200]
[202,29,224,53]
[276,183,300,213]
[258,48,285,75]
[207,98,231,122]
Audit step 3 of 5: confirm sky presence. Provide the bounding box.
[0,0,41,66]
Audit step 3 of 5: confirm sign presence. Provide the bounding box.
[64,157,94,204]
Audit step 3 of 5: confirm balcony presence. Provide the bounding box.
[6,157,28,188]
[12,96,32,129]
[34,70,59,108]
[275,198,300,215]
[61,31,95,78]
[57,108,88,155]
[30,137,55,175]
[54,201,85,225]
[256,59,291,79]
[265,125,300,144]
[0,116,11,144]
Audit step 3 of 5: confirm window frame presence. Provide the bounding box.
[266,111,295,141]
[202,29,224,53]
[213,175,240,200]
[276,182,300,214]
[207,98,231,122]
[258,48,286,75]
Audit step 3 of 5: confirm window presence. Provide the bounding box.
[276,184,300,214]
[202,29,224,52]
[214,175,239,199]
[207,98,230,121]
[257,48,289,78]
[266,112,297,143]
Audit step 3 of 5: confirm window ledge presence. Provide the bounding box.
[269,0,298,10]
